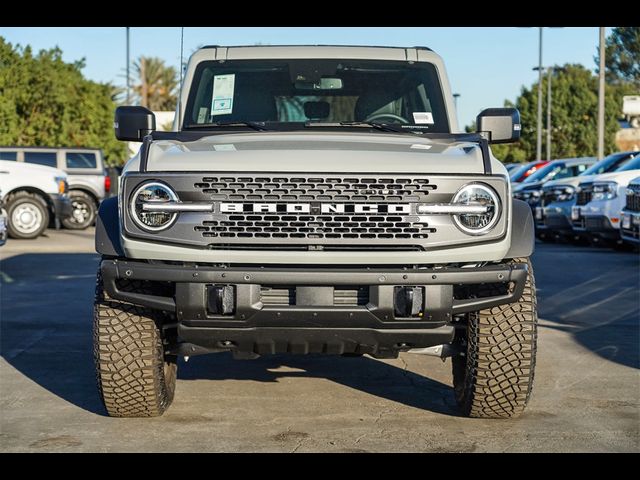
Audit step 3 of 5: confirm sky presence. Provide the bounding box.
[1,27,609,128]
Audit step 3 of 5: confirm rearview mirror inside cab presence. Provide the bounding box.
[477,108,521,144]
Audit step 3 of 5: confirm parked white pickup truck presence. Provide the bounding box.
[0,159,72,239]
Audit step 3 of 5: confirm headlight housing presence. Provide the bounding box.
[130,181,178,231]
[513,189,541,203]
[592,182,618,201]
[551,185,576,202]
[451,183,500,235]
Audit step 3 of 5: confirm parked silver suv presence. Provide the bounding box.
[0,147,110,229]
[95,45,536,419]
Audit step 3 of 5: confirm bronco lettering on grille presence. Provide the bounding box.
[219,203,412,214]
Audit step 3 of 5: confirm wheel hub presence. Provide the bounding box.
[12,204,42,234]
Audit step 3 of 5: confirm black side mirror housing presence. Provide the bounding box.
[476,108,521,144]
[114,106,156,142]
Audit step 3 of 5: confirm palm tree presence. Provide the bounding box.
[131,56,178,111]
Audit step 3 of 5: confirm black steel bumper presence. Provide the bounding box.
[100,259,528,355]
[48,194,72,220]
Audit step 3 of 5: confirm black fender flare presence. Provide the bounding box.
[505,199,535,259]
[95,197,124,257]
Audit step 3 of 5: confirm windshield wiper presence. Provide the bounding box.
[305,121,422,134]
[184,121,269,131]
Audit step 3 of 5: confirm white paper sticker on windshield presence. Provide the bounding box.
[413,112,434,124]
[211,74,235,116]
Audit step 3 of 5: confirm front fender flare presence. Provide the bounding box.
[95,197,124,257]
[505,199,535,259]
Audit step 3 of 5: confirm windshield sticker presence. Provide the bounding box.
[413,112,434,124]
[197,107,208,124]
[211,74,235,116]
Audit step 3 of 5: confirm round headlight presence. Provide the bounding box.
[130,181,178,231]
[452,183,500,235]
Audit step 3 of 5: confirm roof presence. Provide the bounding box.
[201,44,433,52]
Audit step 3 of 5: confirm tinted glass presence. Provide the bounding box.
[582,152,635,176]
[616,155,640,172]
[66,152,97,169]
[522,162,561,183]
[24,151,57,167]
[0,151,17,161]
[184,59,449,133]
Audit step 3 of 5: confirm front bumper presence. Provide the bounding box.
[48,194,72,220]
[536,205,573,234]
[620,210,640,244]
[572,214,618,239]
[100,259,528,356]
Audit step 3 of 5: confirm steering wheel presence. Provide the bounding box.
[364,112,410,124]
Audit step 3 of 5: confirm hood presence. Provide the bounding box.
[0,160,66,178]
[628,175,640,187]
[589,169,640,186]
[134,131,501,175]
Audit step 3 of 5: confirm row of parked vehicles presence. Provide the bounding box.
[505,151,640,249]
[0,147,110,241]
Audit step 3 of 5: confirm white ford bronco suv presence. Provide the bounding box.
[95,45,536,418]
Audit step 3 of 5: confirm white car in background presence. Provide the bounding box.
[572,154,640,244]
[0,159,72,239]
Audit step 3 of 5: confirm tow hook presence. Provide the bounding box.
[407,344,463,360]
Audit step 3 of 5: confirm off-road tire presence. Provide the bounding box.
[62,191,96,230]
[452,257,537,418]
[93,271,177,417]
[6,191,50,239]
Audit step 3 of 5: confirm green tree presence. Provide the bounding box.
[132,56,178,111]
[596,27,640,87]
[0,37,127,166]
[489,64,622,163]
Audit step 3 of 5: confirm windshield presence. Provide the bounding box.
[183,59,449,132]
[616,154,640,172]
[522,162,562,183]
[581,152,637,176]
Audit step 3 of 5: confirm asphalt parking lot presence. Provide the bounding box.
[0,228,638,452]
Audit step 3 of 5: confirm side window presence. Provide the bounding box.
[24,151,57,168]
[66,152,97,169]
[0,151,17,161]
[553,167,573,180]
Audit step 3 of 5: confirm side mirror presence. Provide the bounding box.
[114,106,156,142]
[477,108,521,144]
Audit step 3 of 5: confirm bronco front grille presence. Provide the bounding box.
[626,185,640,212]
[122,173,510,250]
[576,184,593,205]
[193,175,438,242]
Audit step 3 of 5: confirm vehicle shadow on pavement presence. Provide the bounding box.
[1,253,458,417]
[0,253,106,415]
[179,353,460,416]
[532,244,640,370]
